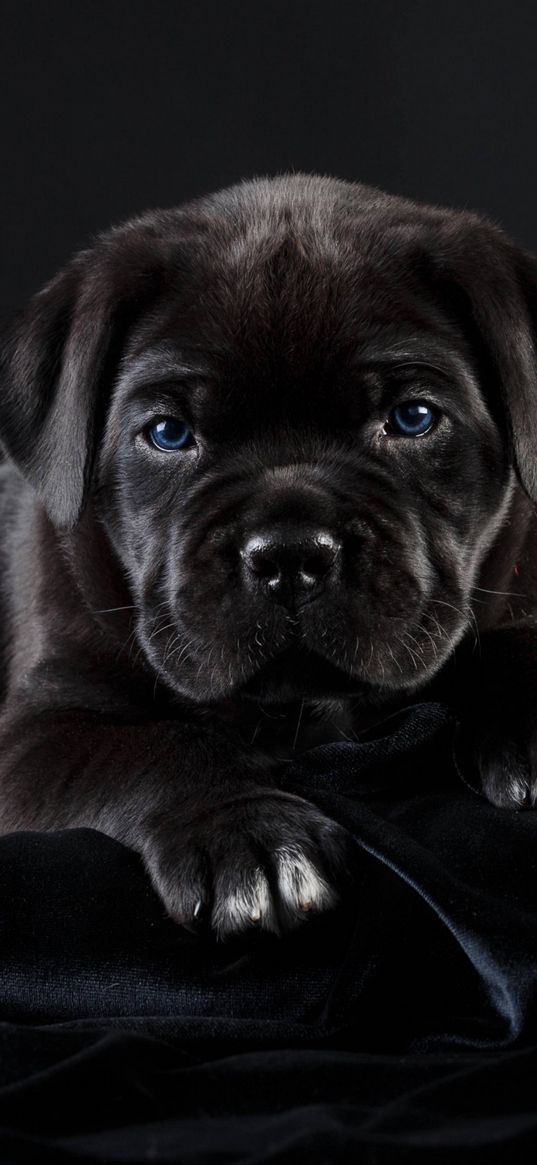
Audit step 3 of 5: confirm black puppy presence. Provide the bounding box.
[1,174,537,936]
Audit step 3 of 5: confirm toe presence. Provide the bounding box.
[211,865,278,938]
[274,846,338,924]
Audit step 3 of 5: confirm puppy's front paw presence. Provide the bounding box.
[142,793,348,938]
[471,725,537,809]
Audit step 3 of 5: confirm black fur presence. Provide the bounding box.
[1,173,537,936]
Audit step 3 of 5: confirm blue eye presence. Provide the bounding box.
[147,418,194,451]
[388,401,438,437]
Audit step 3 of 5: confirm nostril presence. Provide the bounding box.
[301,535,340,581]
[241,539,282,581]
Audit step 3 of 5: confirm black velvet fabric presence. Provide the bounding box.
[1,703,536,1162]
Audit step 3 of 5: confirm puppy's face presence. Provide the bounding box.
[95,180,512,705]
[3,175,535,707]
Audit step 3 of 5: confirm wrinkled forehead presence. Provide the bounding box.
[104,193,493,438]
[124,220,473,379]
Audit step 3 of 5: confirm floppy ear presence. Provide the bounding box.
[504,246,537,501]
[0,236,164,528]
[429,217,537,503]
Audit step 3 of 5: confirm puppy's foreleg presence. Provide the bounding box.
[0,708,347,936]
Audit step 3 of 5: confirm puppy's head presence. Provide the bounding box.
[2,175,537,704]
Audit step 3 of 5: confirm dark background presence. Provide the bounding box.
[1,0,537,314]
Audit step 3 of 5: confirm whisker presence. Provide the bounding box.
[421,610,446,639]
[431,597,467,619]
[397,636,419,672]
[248,717,264,746]
[147,619,176,644]
[387,644,403,675]
[473,586,527,598]
[292,698,305,751]
[163,631,181,667]
[167,637,197,669]
[401,629,425,656]
[93,604,137,615]
[414,621,438,659]
[432,597,481,654]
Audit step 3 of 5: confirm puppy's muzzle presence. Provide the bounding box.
[241,526,341,607]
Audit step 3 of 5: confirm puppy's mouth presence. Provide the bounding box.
[239,644,364,702]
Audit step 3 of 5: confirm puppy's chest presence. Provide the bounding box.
[241,698,387,762]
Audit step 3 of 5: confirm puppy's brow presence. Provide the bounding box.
[354,343,475,383]
[116,348,208,394]
[361,358,449,375]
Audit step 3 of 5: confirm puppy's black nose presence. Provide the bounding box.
[241,528,340,605]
